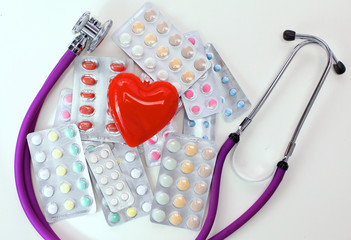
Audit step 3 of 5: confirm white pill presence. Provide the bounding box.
[100,149,109,158]
[121,193,129,201]
[132,45,144,58]
[111,171,119,180]
[157,70,168,81]
[136,185,147,196]
[38,168,50,180]
[106,161,114,169]
[47,202,58,215]
[95,166,103,174]
[130,168,142,179]
[110,198,118,206]
[35,151,46,163]
[31,134,42,146]
[144,57,157,70]
[119,33,131,46]
[105,187,113,195]
[125,151,136,162]
[42,185,54,197]
[90,155,98,163]
[142,202,152,212]
[100,176,108,185]
[116,182,124,191]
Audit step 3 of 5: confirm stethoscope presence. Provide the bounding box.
[14,11,346,240]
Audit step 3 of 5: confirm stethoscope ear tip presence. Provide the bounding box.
[283,30,296,41]
[333,61,346,74]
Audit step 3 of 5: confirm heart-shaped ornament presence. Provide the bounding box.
[108,73,179,147]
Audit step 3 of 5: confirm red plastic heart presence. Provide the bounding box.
[107,73,179,147]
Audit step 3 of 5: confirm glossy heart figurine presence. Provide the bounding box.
[108,73,179,147]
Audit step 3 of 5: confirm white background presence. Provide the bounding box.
[1,0,351,239]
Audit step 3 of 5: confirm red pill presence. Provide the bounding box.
[81,75,96,86]
[79,105,95,115]
[106,123,118,132]
[80,90,95,100]
[110,62,125,72]
[82,60,97,70]
[78,121,93,131]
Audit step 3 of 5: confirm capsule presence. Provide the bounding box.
[81,75,96,86]
[82,60,97,70]
[79,105,95,115]
[110,62,125,72]
[106,123,118,133]
[78,121,93,131]
[80,90,95,100]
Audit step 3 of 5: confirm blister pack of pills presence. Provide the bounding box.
[71,56,134,142]
[27,124,96,223]
[150,133,218,230]
[183,112,216,141]
[54,89,73,125]
[142,117,178,167]
[204,43,251,122]
[85,144,134,212]
[112,2,211,95]
[181,31,223,120]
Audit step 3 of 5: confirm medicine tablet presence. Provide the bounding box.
[152,209,166,222]
[116,182,125,191]
[56,166,67,176]
[132,45,144,58]
[185,143,198,156]
[100,176,108,185]
[159,175,173,188]
[144,57,157,70]
[177,178,190,191]
[156,21,169,34]
[42,185,54,198]
[173,195,186,208]
[157,70,169,81]
[127,207,137,218]
[194,182,208,195]
[194,58,207,71]
[72,162,83,173]
[163,157,177,170]
[65,128,75,138]
[148,135,158,144]
[166,139,181,153]
[202,147,215,160]
[142,202,152,212]
[64,200,75,210]
[110,198,118,206]
[150,150,161,160]
[106,161,114,169]
[100,149,109,158]
[144,9,157,22]
[48,131,59,142]
[190,199,203,212]
[169,34,182,46]
[77,179,87,190]
[181,161,194,174]
[80,196,91,207]
[144,33,157,46]
[187,216,200,229]
[35,151,46,163]
[69,144,79,156]
[181,46,194,59]
[82,60,97,71]
[198,164,212,178]
[136,185,148,195]
[38,168,50,180]
[90,155,98,163]
[182,71,195,83]
[121,193,129,201]
[131,168,142,179]
[111,171,119,180]
[95,166,103,174]
[157,46,169,58]
[169,212,182,226]
[60,183,71,193]
[31,134,42,146]
[105,187,114,196]
[169,58,182,71]
[184,89,195,99]
[156,192,170,205]
[125,151,136,162]
[52,148,63,159]
[191,105,201,115]
[47,202,58,215]
[110,213,121,223]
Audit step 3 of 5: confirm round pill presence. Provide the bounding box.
[159,175,173,188]
[169,34,182,46]
[202,84,212,94]
[77,179,87,190]
[110,213,121,223]
[177,178,190,191]
[144,9,157,22]
[150,150,161,160]
[194,182,208,195]
[61,110,70,120]
[136,185,148,195]
[116,182,124,190]
[104,161,113,170]
[119,33,132,46]
[64,200,74,210]
[125,151,136,162]
[90,155,98,163]
[52,149,62,159]
[69,144,79,156]
[148,135,158,144]
[131,168,142,179]
[187,216,200,229]
[194,58,207,71]
[185,143,198,156]
[64,128,75,138]
[142,202,152,212]
[157,70,169,81]
[80,196,91,207]
[206,53,213,60]
[181,161,194,174]
[56,166,66,176]
[144,57,157,70]
[191,199,203,212]
[111,171,119,180]
[198,164,212,178]
[47,202,58,215]
[163,157,177,170]
[152,209,166,222]
[42,185,54,197]
[173,195,186,208]
[181,71,195,83]
[188,120,196,127]
[121,193,129,201]
[132,21,144,34]
[35,151,46,163]
[202,147,216,160]
[157,46,169,58]
[237,100,245,108]
[184,89,195,99]
[72,162,83,173]
[156,192,169,205]
[105,187,113,195]
[169,58,182,71]
[156,21,169,34]
[144,33,157,47]
[60,183,70,193]
[208,99,218,109]
[225,108,232,116]
[127,207,137,218]
[222,76,229,84]
[203,121,210,128]
[169,212,182,226]
[131,45,144,58]
[229,88,237,96]
[191,105,201,115]
[38,168,50,180]
[100,149,109,158]
[95,166,103,174]
[181,46,194,59]
[31,134,42,146]
[100,176,108,185]
[214,65,221,72]
[64,94,72,104]
[110,198,118,206]
[166,139,181,153]
[48,131,58,142]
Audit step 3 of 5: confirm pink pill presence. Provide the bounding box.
[151,150,161,160]
[163,130,172,140]
[184,90,194,99]
[202,84,212,93]
[188,37,196,45]
[191,105,201,114]
[64,94,72,104]
[148,135,158,144]
[208,99,218,109]
[62,110,71,120]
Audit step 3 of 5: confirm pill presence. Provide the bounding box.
[152,209,166,222]
[121,193,129,201]
[64,128,75,138]
[35,151,46,163]
[64,200,75,210]
[148,135,158,144]
[144,33,157,46]
[159,175,173,188]
[106,161,114,169]
[156,192,170,205]
[181,46,194,59]
[194,58,207,71]
[214,64,221,72]
[142,202,152,212]
[110,62,125,72]
[144,57,157,70]
[90,155,98,163]
[188,120,196,127]
[56,166,66,176]
[132,21,144,34]
[144,8,157,21]
[187,216,200,229]
[185,143,198,156]
[111,171,119,180]
[208,99,218,109]
[182,71,195,83]
[116,182,124,190]
[31,134,42,145]
[157,70,169,81]
[60,183,70,193]
[69,144,79,156]
[80,90,95,100]
[61,110,70,120]
[47,202,58,215]
[156,21,169,34]
[202,84,212,94]
[163,130,171,140]
[202,147,215,160]
[125,151,136,162]
[194,182,208,195]
[191,105,201,114]
[181,161,194,174]
[198,164,212,178]
[100,149,109,158]
[110,198,118,206]
[80,196,91,207]
[163,157,177,170]
[166,139,181,153]
[42,185,54,197]
[78,121,93,131]
[222,76,229,84]
[169,212,182,226]
[191,199,203,212]
[177,178,190,191]
[95,166,103,174]
[48,131,58,142]
[203,121,210,128]
[77,179,87,190]
[105,123,118,133]
[173,195,186,208]
[79,105,94,115]
[132,45,144,58]
[82,60,97,70]
[52,149,62,159]
[184,90,195,99]
[237,100,245,108]
[157,46,169,58]
[127,207,137,218]
[188,37,196,45]
[136,185,147,195]
[105,187,113,195]
[72,162,83,173]
[119,33,132,46]
[169,34,182,46]
[131,168,142,179]
[100,176,108,185]
[169,58,182,71]
[110,213,121,223]
[81,75,96,86]
[224,108,232,116]
[229,88,237,96]
[151,150,161,160]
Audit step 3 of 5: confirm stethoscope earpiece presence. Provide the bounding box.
[283,30,296,41]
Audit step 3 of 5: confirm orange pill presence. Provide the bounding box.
[177,178,190,191]
[82,60,97,70]
[81,75,96,86]
[79,105,94,115]
[169,212,182,226]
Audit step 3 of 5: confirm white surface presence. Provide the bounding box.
[1,0,351,239]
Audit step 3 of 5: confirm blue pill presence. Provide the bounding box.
[214,65,221,72]
[221,77,229,84]
[65,128,75,138]
[80,196,91,207]
[206,53,213,60]
[188,120,196,127]
[203,136,209,140]
[86,145,95,151]
[203,121,210,128]
[110,213,121,223]
[229,89,237,96]
[237,100,245,108]
[77,179,87,190]
[225,109,232,116]
[69,144,79,156]
[72,162,83,173]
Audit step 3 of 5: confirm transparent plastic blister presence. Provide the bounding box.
[181,31,223,120]
[204,43,251,122]
[71,56,134,142]
[150,133,218,230]
[112,2,211,95]
[27,124,96,223]
[85,144,134,212]
[183,112,216,141]
[54,89,73,125]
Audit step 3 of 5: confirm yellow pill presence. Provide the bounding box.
[144,33,157,46]
[126,207,137,218]
[52,149,62,159]
[132,21,144,34]
[157,45,169,58]
[177,178,190,191]
[169,212,182,226]
[181,71,195,83]
[169,58,182,71]
[48,131,58,141]
[60,183,70,193]
[56,166,66,176]
[181,161,194,174]
[64,200,74,210]
[185,144,197,156]
[173,195,186,208]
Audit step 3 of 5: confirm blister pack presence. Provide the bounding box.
[142,117,178,167]
[54,89,73,125]
[183,112,216,141]
[181,31,223,120]
[27,124,96,223]
[150,133,218,230]
[85,144,134,212]
[204,43,251,122]
[71,56,134,142]
[112,2,211,95]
